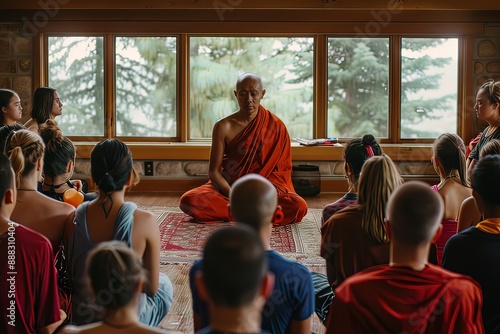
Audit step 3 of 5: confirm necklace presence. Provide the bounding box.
[486,126,499,137]
[43,179,73,190]
[17,188,37,191]
[102,319,138,329]
[437,173,460,191]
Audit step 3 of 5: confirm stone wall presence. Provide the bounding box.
[0,23,32,115]
[74,159,436,181]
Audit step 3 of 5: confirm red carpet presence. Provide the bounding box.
[158,212,297,253]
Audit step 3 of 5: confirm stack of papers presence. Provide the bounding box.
[293,137,340,146]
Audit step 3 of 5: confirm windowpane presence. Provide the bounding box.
[401,38,458,138]
[48,36,104,136]
[115,36,177,137]
[189,37,314,140]
[327,38,389,138]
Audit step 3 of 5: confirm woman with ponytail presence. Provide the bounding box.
[4,129,75,317]
[322,134,382,223]
[66,139,173,326]
[61,241,167,334]
[321,154,404,289]
[431,133,472,264]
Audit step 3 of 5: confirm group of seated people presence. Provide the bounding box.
[1,86,174,333]
[1,75,500,334]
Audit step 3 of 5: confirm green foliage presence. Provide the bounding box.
[49,36,177,137]
[49,37,104,136]
[326,38,390,137]
[189,37,314,139]
[48,35,455,140]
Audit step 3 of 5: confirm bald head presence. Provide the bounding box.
[386,181,444,246]
[236,73,263,90]
[229,174,278,231]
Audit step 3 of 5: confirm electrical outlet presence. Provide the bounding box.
[144,161,154,176]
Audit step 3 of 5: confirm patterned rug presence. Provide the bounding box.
[143,206,324,266]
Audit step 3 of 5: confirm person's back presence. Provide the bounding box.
[321,154,403,288]
[194,226,273,334]
[190,251,313,334]
[322,134,382,223]
[326,181,483,334]
[329,265,481,333]
[39,120,97,205]
[4,129,75,256]
[1,225,63,334]
[0,154,64,334]
[443,155,500,333]
[61,242,168,334]
[431,133,471,264]
[66,139,172,326]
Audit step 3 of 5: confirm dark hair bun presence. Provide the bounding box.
[99,174,117,193]
[362,134,376,146]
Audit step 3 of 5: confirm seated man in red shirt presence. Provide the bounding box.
[0,154,64,334]
[326,181,483,334]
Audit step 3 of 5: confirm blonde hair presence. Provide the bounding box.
[357,154,404,244]
[4,129,45,187]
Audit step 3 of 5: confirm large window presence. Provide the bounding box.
[327,37,389,138]
[189,37,314,140]
[401,38,458,138]
[48,36,104,136]
[46,34,462,142]
[48,35,177,138]
[115,36,177,137]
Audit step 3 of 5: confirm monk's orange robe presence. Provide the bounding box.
[180,106,308,225]
[326,264,484,334]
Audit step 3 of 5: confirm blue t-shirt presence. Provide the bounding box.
[190,250,315,334]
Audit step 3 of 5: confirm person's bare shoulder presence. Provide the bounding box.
[23,118,38,132]
[213,112,238,132]
[133,208,157,227]
[213,111,247,144]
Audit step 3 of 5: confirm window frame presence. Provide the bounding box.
[37,20,477,146]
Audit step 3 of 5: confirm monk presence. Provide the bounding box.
[326,181,483,334]
[180,73,308,225]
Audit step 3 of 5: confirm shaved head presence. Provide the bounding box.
[230,174,277,230]
[386,181,444,246]
[236,73,263,90]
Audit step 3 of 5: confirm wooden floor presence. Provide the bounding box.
[125,191,342,209]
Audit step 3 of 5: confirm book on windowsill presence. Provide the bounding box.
[292,137,341,146]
